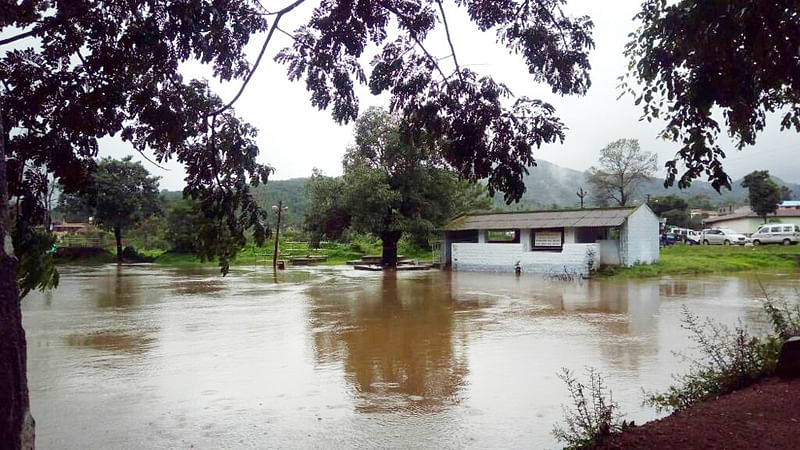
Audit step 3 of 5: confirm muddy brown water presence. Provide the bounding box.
[22,265,800,449]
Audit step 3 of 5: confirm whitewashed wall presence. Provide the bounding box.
[597,239,621,265]
[451,243,599,276]
[621,205,660,266]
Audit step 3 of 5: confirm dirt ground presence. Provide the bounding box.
[598,377,800,450]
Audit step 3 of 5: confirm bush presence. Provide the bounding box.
[552,368,630,449]
[121,245,155,262]
[645,288,800,412]
[346,232,380,254]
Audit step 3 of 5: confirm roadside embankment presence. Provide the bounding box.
[599,244,800,279]
[598,377,800,450]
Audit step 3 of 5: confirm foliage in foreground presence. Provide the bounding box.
[645,291,800,412]
[552,368,630,449]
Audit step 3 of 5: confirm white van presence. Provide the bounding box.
[751,224,800,245]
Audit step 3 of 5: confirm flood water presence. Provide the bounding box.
[23,265,800,449]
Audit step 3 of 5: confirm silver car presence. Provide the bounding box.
[751,224,800,245]
[701,228,749,245]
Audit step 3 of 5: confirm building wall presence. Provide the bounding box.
[441,230,479,265]
[597,240,621,265]
[451,243,599,276]
[621,205,660,266]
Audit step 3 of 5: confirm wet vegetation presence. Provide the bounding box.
[553,368,631,449]
[646,289,800,412]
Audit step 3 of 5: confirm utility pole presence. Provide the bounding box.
[576,186,588,209]
[272,201,288,270]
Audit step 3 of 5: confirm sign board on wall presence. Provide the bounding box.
[534,231,561,247]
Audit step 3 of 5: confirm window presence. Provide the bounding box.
[532,229,563,251]
[783,226,793,232]
[771,226,782,233]
[795,225,800,233]
[488,230,519,243]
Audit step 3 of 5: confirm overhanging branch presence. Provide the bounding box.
[209,0,306,117]
[436,0,463,83]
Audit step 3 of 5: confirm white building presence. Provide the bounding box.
[441,205,660,276]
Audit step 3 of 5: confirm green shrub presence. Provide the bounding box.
[552,368,630,449]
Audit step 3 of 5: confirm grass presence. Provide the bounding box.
[598,244,800,279]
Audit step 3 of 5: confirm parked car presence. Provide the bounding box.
[700,228,750,245]
[672,227,701,245]
[661,232,677,246]
[685,230,702,245]
[750,224,800,245]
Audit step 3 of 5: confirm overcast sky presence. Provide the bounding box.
[28,1,800,189]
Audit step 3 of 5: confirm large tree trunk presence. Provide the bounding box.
[0,108,35,449]
[114,226,122,262]
[381,231,402,268]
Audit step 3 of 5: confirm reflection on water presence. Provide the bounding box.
[65,330,156,354]
[308,273,467,413]
[22,265,800,449]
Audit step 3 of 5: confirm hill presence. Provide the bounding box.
[492,160,799,209]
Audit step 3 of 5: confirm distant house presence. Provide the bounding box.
[703,209,800,234]
[440,204,659,276]
[690,208,717,218]
[51,222,93,234]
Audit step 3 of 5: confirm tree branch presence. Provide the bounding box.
[134,148,170,171]
[209,0,305,117]
[0,27,43,47]
[378,1,451,83]
[436,0,463,83]
[541,4,570,51]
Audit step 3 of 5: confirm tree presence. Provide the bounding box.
[622,1,800,191]
[306,108,490,266]
[741,171,782,223]
[305,169,350,249]
[587,139,657,206]
[60,157,161,261]
[648,195,689,228]
[165,199,203,253]
[781,186,794,201]
[687,194,715,210]
[1,1,594,446]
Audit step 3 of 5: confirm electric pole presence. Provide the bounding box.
[577,187,588,209]
[272,201,288,270]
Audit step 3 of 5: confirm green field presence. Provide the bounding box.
[599,244,800,278]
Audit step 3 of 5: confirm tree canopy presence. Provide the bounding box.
[780,186,794,202]
[306,107,490,266]
[648,195,689,228]
[623,0,800,191]
[587,139,657,206]
[741,170,782,223]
